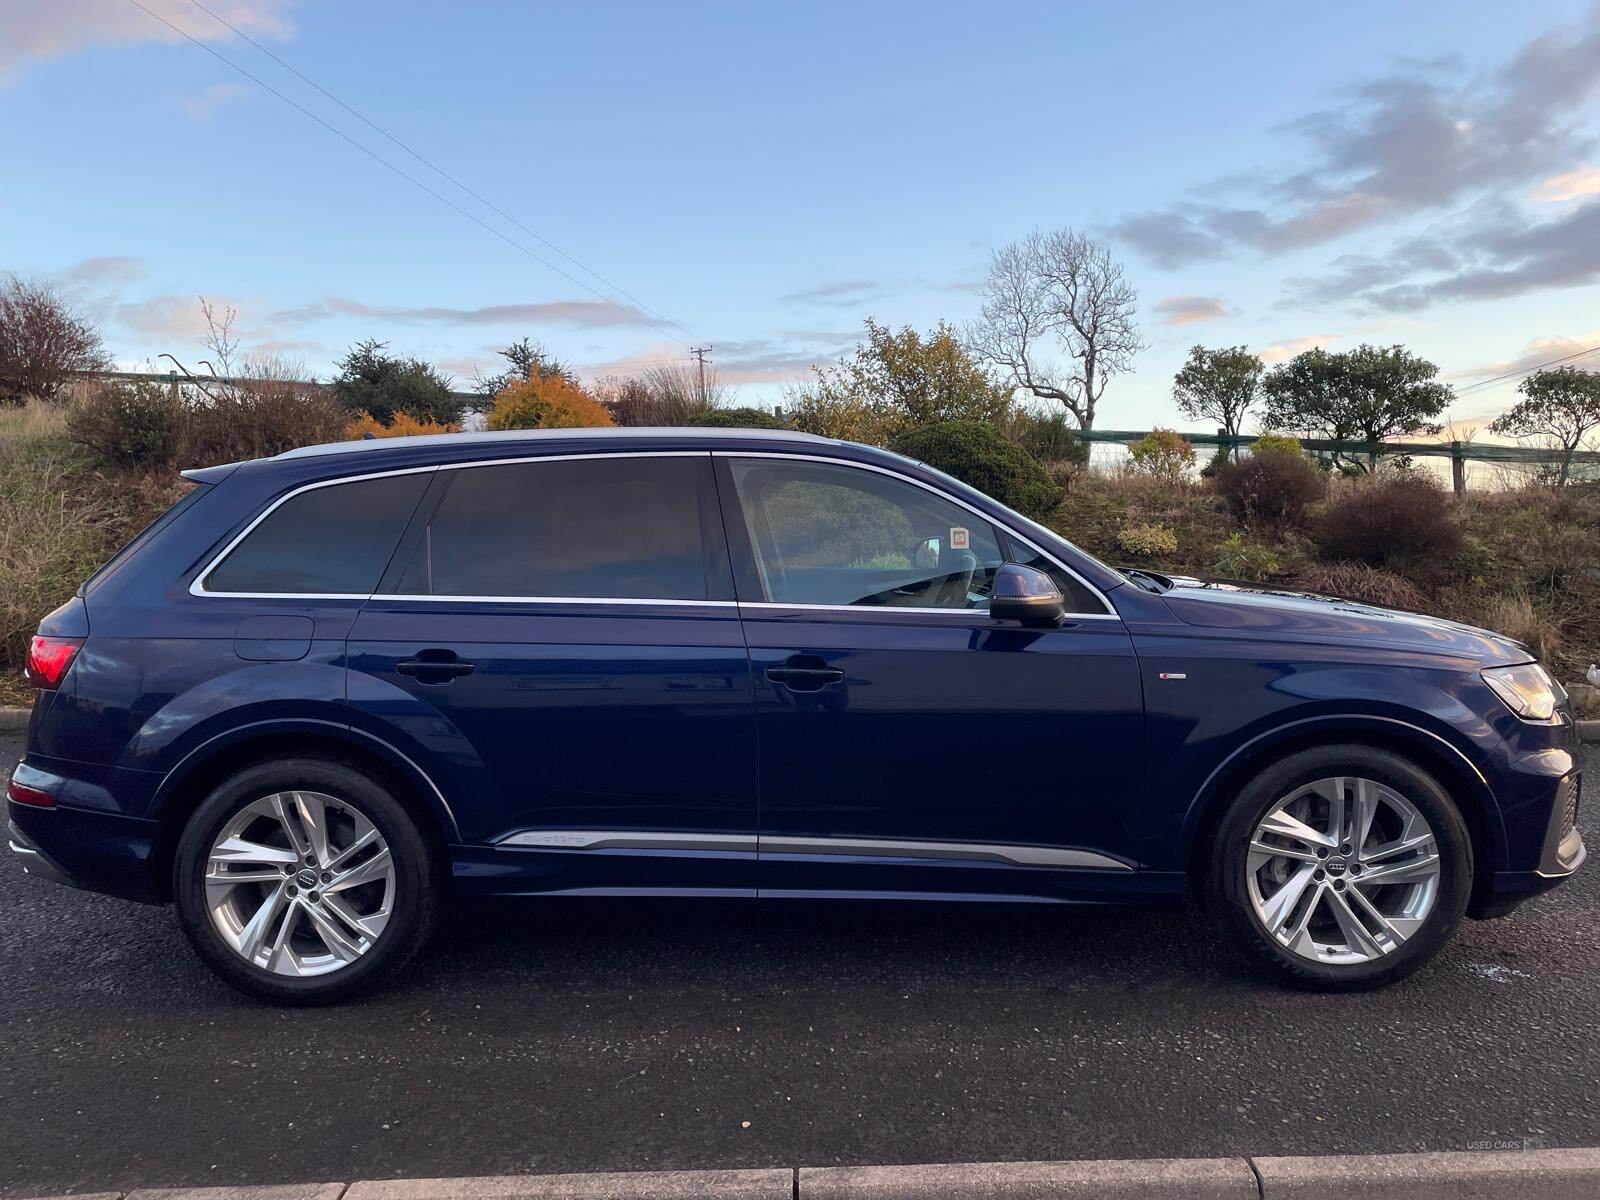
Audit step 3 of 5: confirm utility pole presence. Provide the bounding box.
[689,347,713,404]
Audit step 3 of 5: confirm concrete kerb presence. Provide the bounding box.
[17,1149,1600,1200]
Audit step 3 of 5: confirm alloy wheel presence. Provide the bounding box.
[204,790,396,977]
[1245,775,1441,965]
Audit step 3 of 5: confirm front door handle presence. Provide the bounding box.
[766,657,845,692]
[396,650,476,683]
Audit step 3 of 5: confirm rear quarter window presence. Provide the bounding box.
[203,473,430,595]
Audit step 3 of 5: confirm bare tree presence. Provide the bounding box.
[0,274,110,402]
[969,229,1143,429]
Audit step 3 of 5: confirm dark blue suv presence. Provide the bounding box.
[6,428,1586,1002]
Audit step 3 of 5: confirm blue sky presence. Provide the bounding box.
[5,0,1600,431]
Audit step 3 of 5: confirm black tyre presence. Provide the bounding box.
[1206,743,1471,990]
[174,756,437,1004]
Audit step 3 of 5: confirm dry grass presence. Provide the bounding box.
[1291,563,1431,612]
[0,397,68,442]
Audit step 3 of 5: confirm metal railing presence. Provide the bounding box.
[1077,429,1600,493]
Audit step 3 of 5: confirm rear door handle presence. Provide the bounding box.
[396,651,476,683]
[765,657,845,692]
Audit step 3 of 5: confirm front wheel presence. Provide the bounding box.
[1207,744,1472,990]
[174,757,436,1004]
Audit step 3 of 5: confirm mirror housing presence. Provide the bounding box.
[990,563,1067,627]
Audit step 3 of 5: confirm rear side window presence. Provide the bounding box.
[392,456,720,600]
[204,473,429,595]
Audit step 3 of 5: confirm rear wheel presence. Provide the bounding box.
[1207,743,1471,990]
[174,757,436,1004]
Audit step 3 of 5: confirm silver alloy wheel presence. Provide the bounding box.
[204,790,396,977]
[1246,776,1441,965]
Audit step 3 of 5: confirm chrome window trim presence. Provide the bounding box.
[189,446,1120,620]
[715,450,1120,620]
[191,450,712,601]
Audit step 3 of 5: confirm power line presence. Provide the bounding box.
[124,0,697,352]
[1452,344,1600,398]
[179,0,706,348]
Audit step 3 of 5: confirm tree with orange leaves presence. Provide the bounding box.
[487,372,614,430]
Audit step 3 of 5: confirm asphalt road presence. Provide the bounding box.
[3,732,1597,1196]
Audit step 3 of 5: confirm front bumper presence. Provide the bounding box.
[1471,767,1585,918]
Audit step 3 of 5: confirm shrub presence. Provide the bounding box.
[331,338,461,425]
[1467,587,1564,663]
[888,420,1061,519]
[344,410,461,439]
[1210,443,1325,528]
[67,381,183,468]
[1251,433,1302,457]
[786,386,903,446]
[1214,532,1283,582]
[688,406,786,430]
[1117,521,1178,558]
[1292,562,1430,612]
[0,275,110,403]
[594,364,720,426]
[1002,407,1087,465]
[487,373,615,431]
[1126,428,1195,484]
[183,381,349,464]
[1312,472,1462,569]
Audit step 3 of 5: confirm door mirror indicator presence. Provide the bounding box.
[990,563,1067,627]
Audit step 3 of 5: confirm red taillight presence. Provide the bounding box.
[6,777,55,808]
[24,635,83,690]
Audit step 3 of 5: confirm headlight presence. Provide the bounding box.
[1481,663,1565,722]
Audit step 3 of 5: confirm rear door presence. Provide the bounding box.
[345,452,757,895]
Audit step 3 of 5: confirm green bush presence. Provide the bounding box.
[889,420,1062,519]
[67,381,183,469]
[1003,407,1087,465]
[689,406,786,430]
[1214,532,1283,581]
[1117,522,1178,558]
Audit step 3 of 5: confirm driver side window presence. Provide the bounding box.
[730,459,1005,609]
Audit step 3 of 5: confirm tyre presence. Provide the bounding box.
[174,756,437,1004]
[1206,743,1471,990]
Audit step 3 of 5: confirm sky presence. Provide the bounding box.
[4,0,1600,432]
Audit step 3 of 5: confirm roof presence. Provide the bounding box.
[271,426,838,461]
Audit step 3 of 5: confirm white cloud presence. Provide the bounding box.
[1256,335,1339,364]
[183,82,254,118]
[1529,165,1600,203]
[0,0,297,84]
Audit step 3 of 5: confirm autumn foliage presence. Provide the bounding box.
[487,373,615,430]
[344,409,461,439]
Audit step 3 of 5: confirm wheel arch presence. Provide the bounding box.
[1180,715,1506,915]
[149,719,457,902]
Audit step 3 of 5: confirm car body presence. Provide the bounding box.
[6,427,1587,999]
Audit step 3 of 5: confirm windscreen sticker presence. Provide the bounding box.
[950,526,970,550]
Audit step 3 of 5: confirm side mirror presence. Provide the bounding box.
[911,537,941,568]
[990,563,1066,627]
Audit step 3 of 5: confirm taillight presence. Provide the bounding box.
[6,777,56,808]
[25,635,83,690]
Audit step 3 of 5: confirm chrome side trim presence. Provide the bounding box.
[714,450,1120,619]
[493,829,1132,871]
[760,835,1133,870]
[497,830,758,853]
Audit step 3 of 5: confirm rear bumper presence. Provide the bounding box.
[6,803,164,904]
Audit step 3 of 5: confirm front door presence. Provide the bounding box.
[346,452,757,895]
[717,454,1145,901]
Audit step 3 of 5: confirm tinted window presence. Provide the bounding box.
[396,456,717,599]
[730,459,1006,609]
[205,473,429,595]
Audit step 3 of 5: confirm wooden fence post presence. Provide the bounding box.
[1450,441,1466,497]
